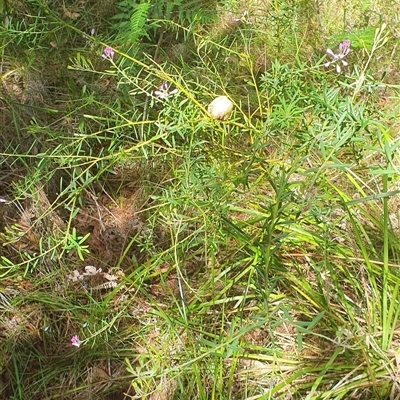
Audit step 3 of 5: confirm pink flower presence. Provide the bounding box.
[71,335,82,348]
[102,46,114,60]
[324,39,351,73]
[153,83,178,99]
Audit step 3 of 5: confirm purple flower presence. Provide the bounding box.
[83,29,96,42]
[71,335,82,348]
[153,83,179,99]
[102,46,114,60]
[324,39,351,73]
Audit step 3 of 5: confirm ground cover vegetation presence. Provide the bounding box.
[1,0,400,399]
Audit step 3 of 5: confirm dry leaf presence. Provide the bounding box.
[63,7,80,19]
[89,366,110,383]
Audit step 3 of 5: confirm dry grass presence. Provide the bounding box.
[1,0,400,399]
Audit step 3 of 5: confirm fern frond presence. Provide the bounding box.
[68,53,95,72]
[129,2,151,44]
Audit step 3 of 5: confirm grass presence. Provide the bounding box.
[1,0,400,399]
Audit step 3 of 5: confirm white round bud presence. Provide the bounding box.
[207,96,234,121]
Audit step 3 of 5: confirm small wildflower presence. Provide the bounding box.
[71,335,82,348]
[324,39,351,73]
[153,83,179,99]
[83,29,96,45]
[233,10,251,25]
[102,46,114,60]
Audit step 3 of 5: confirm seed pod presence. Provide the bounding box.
[207,96,234,120]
